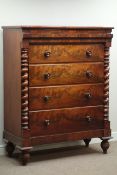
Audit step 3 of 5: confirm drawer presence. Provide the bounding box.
[29,106,104,136]
[29,63,104,86]
[29,84,104,110]
[29,44,104,63]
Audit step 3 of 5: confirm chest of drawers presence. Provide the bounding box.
[3,26,113,165]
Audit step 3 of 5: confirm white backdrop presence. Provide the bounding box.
[0,0,117,148]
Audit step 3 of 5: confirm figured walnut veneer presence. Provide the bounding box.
[3,26,113,165]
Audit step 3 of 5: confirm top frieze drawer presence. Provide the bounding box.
[29,44,104,64]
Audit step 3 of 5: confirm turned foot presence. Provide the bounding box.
[101,139,109,154]
[22,150,30,166]
[84,139,91,147]
[6,142,15,157]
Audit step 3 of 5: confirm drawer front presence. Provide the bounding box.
[29,106,104,136]
[29,84,104,110]
[29,44,104,63]
[29,63,104,86]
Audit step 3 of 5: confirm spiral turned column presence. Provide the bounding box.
[100,45,110,154]
[21,48,29,130]
[104,46,110,120]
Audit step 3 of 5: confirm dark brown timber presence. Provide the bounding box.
[2,26,113,165]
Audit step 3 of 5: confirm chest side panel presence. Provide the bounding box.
[3,29,22,137]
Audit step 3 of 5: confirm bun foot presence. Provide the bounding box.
[22,150,30,166]
[101,139,109,154]
[6,142,15,157]
[84,139,91,147]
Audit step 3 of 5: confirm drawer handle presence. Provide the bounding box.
[44,73,51,80]
[86,50,92,57]
[86,71,93,78]
[86,116,92,123]
[85,92,92,99]
[44,51,51,58]
[44,119,50,126]
[43,96,51,102]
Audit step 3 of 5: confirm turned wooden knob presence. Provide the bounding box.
[86,71,93,78]
[86,116,92,123]
[44,73,51,80]
[85,92,92,99]
[44,119,50,126]
[44,51,51,58]
[43,96,51,102]
[86,50,92,57]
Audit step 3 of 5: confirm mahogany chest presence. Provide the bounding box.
[2,26,113,165]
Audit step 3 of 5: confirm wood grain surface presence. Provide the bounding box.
[29,63,104,86]
[3,26,113,163]
[29,44,104,64]
[29,106,104,136]
[29,84,104,110]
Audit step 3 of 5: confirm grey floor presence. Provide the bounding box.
[0,141,117,175]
